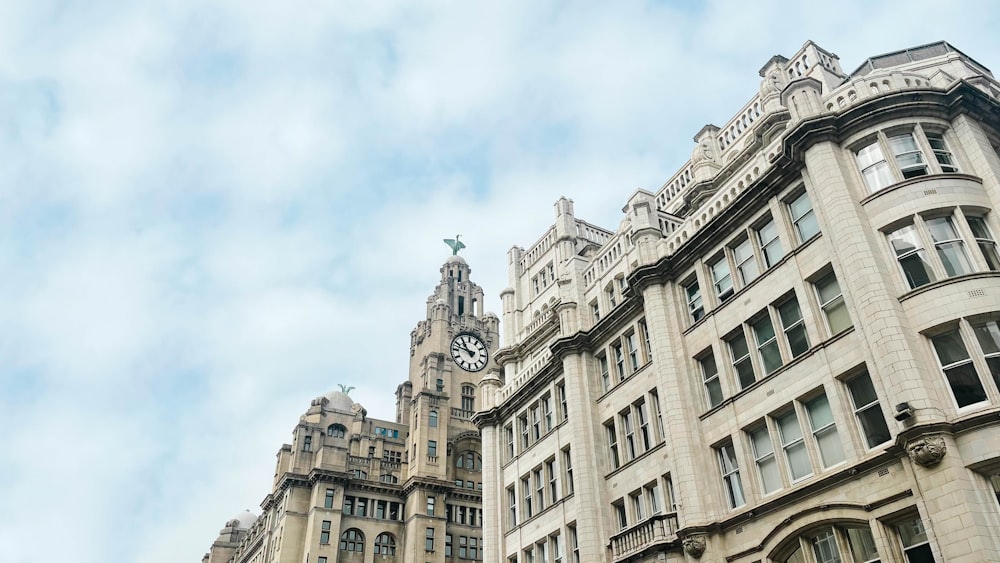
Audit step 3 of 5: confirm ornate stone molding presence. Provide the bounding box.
[682,534,707,558]
[905,434,947,467]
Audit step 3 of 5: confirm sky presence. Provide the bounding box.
[1,1,999,562]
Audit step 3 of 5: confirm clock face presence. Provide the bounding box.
[450,333,489,372]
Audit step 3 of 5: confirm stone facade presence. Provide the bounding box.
[476,41,1000,563]
[201,255,502,563]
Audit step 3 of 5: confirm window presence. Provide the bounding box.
[639,320,652,362]
[380,474,398,484]
[613,343,626,381]
[550,534,562,563]
[966,215,1000,270]
[650,390,664,440]
[607,285,617,308]
[557,383,568,422]
[505,424,515,460]
[815,272,851,335]
[542,395,553,431]
[749,425,781,494]
[507,486,517,528]
[781,525,881,563]
[343,496,354,514]
[302,435,312,452]
[318,558,327,563]
[626,333,640,371]
[757,217,784,268]
[931,329,988,407]
[354,497,368,516]
[630,490,645,521]
[531,405,541,440]
[569,525,580,563]
[805,393,845,467]
[621,410,636,460]
[926,132,957,172]
[320,520,331,544]
[896,516,935,562]
[788,190,820,243]
[427,495,435,515]
[925,215,971,276]
[425,527,435,552]
[710,255,734,302]
[889,132,928,178]
[811,528,842,563]
[427,440,438,458]
[456,451,480,470]
[562,447,574,495]
[613,500,627,529]
[778,297,809,358]
[375,533,396,555]
[686,279,705,322]
[700,352,723,408]
[327,424,346,437]
[636,400,651,451]
[888,224,937,289]
[437,378,445,392]
[546,458,558,502]
[459,536,467,558]
[733,238,759,285]
[446,534,453,557]
[856,139,894,192]
[777,411,811,481]
[845,372,891,448]
[522,476,533,518]
[973,319,1000,391]
[324,488,334,509]
[718,442,745,509]
[752,314,783,375]
[606,421,620,469]
[519,415,529,449]
[462,385,475,411]
[429,409,438,427]
[592,301,600,323]
[728,331,756,389]
[598,354,611,391]
[534,467,545,512]
[340,529,364,552]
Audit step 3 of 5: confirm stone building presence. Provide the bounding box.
[475,41,1000,563]
[201,255,502,563]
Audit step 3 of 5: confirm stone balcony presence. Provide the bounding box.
[608,512,679,562]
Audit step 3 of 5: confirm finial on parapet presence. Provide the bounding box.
[338,384,355,395]
[443,234,466,255]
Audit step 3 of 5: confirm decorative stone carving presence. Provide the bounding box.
[682,535,707,558]
[906,435,947,467]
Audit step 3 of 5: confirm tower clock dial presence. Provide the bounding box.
[450,333,489,372]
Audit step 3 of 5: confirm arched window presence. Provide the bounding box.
[429,410,439,427]
[380,474,399,484]
[327,424,346,438]
[351,469,367,479]
[340,529,364,552]
[374,532,396,555]
[455,451,482,471]
[461,385,475,411]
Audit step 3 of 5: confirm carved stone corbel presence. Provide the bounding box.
[682,534,707,558]
[905,435,947,467]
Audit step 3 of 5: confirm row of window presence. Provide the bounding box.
[595,319,652,393]
[318,527,394,554]
[445,504,483,527]
[532,262,556,296]
[509,525,578,563]
[929,316,1000,409]
[685,189,819,323]
[777,515,936,563]
[604,389,665,470]
[699,272,850,409]
[507,447,574,528]
[855,125,957,193]
[591,276,628,322]
[339,495,405,520]
[610,474,678,530]
[445,534,483,560]
[887,209,1000,290]
[504,381,568,461]
[715,372,889,509]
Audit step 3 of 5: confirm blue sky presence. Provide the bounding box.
[2,1,1000,562]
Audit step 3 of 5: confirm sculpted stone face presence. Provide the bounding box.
[906,435,947,467]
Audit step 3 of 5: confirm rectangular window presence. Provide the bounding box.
[815,272,851,335]
[562,447,574,495]
[966,215,1000,271]
[926,132,957,172]
[613,343,626,381]
[701,353,723,408]
[522,476,532,518]
[845,372,891,448]
[427,440,437,457]
[531,405,541,440]
[569,525,580,563]
[718,442,746,509]
[925,215,971,276]
[804,393,846,467]
[646,481,663,514]
[324,488,334,509]
[303,435,312,452]
[425,527,435,551]
[889,224,937,289]
[973,319,1000,391]
[546,458,558,502]
[639,319,652,362]
[636,400,651,451]
[446,535,453,557]
[650,389,665,440]
[931,330,988,407]
[896,516,935,562]
[550,534,562,563]
[749,425,781,494]
[621,410,636,460]
[542,396,553,431]
[519,415,529,449]
[613,500,627,529]
[889,132,928,178]
[630,490,645,521]
[778,297,810,358]
[505,424,515,459]
[534,468,545,512]
[812,528,843,563]
[557,383,568,422]
[789,191,820,242]
[728,331,757,389]
[733,238,759,285]
[320,520,331,544]
[757,218,784,268]
[752,314,783,375]
[427,495,435,515]
[606,421,620,469]
[607,286,617,308]
[686,279,705,322]
[857,140,894,192]
[777,411,812,481]
[710,256,734,302]
[592,301,600,322]
[598,354,611,392]
[626,333,640,371]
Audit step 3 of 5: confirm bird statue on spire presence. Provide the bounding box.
[443,234,466,256]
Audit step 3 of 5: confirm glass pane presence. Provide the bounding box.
[847,373,878,407]
[706,379,723,407]
[719,445,738,472]
[889,133,920,153]
[935,241,971,276]
[786,442,812,479]
[789,192,811,220]
[986,356,1000,391]
[967,216,993,239]
[856,142,884,168]
[862,162,895,191]
[796,211,820,241]
[751,426,774,455]
[778,412,804,442]
[847,527,880,563]
[945,363,987,407]
[925,217,959,242]
[931,331,970,365]
[904,543,935,563]
[753,317,776,343]
[858,406,892,448]
[728,472,745,507]
[729,334,749,358]
[806,394,834,429]
[701,354,718,378]
[817,273,842,303]
[889,225,921,257]
[812,529,843,563]
[785,546,806,563]
[899,250,936,288]
[978,241,1000,271]
[816,427,846,466]
[759,456,782,493]
[897,517,928,547]
[760,341,783,374]
[779,299,803,326]
[973,321,1000,355]
[736,359,756,388]
[787,325,810,357]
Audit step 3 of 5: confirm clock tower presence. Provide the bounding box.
[395,252,501,563]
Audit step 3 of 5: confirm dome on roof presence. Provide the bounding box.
[323,390,355,412]
[446,254,467,265]
[230,510,257,530]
